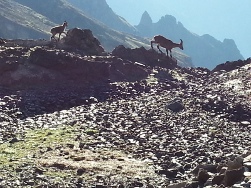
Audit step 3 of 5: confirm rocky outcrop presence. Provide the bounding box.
[112,45,178,69]
[0,28,156,87]
[0,47,149,87]
[63,28,105,55]
[2,28,105,55]
[212,58,251,72]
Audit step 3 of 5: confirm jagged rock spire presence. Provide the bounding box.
[139,11,152,26]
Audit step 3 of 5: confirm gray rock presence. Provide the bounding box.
[197,168,210,184]
[64,28,105,55]
[165,99,184,112]
[224,167,245,187]
[212,174,225,185]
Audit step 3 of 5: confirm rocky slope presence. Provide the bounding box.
[0,0,53,38]
[1,0,147,51]
[0,28,251,187]
[66,0,138,35]
[136,11,244,69]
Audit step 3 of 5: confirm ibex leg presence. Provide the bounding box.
[166,49,169,56]
[151,40,156,49]
[170,50,172,58]
[157,44,163,53]
[51,34,55,40]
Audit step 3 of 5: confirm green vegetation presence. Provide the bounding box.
[0,124,158,186]
[0,126,76,169]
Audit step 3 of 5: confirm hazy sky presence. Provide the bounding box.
[106,0,251,58]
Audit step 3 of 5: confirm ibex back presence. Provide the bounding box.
[151,35,183,58]
[50,21,68,41]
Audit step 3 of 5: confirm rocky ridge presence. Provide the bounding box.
[0,30,251,187]
[66,0,138,35]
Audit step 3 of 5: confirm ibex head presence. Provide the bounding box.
[180,39,183,50]
[63,21,68,27]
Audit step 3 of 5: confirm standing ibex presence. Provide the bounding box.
[50,21,68,41]
[151,35,183,58]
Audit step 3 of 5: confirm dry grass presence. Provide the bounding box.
[0,124,161,186]
[38,146,159,182]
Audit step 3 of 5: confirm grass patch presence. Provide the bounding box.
[0,126,76,169]
[0,124,161,186]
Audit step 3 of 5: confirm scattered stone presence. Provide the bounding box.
[192,164,218,174]
[158,168,178,178]
[244,154,251,162]
[9,137,20,144]
[240,121,250,126]
[34,167,45,175]
[166,182,187,188]
[244,171,251,178]
[76,168,86,176]
[165,98,184,112]
[51,162,66,170]
[244,162,251,171]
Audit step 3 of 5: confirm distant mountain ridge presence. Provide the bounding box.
[66,0,138,35]
[136,11,244,69]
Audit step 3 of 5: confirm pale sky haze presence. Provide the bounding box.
[106,0,251,59]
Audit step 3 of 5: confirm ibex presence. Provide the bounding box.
[151,35,183,58]
[50,21,68,41]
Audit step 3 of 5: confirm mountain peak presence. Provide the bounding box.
[136,11,153,37]
[139,11,152,26]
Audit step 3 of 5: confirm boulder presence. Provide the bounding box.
[227,156,244,170]
[224,167,245,186]
[112,45,178,69]
[165,98,184,112]
[197,168,210,184]
[63,28,105,55]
